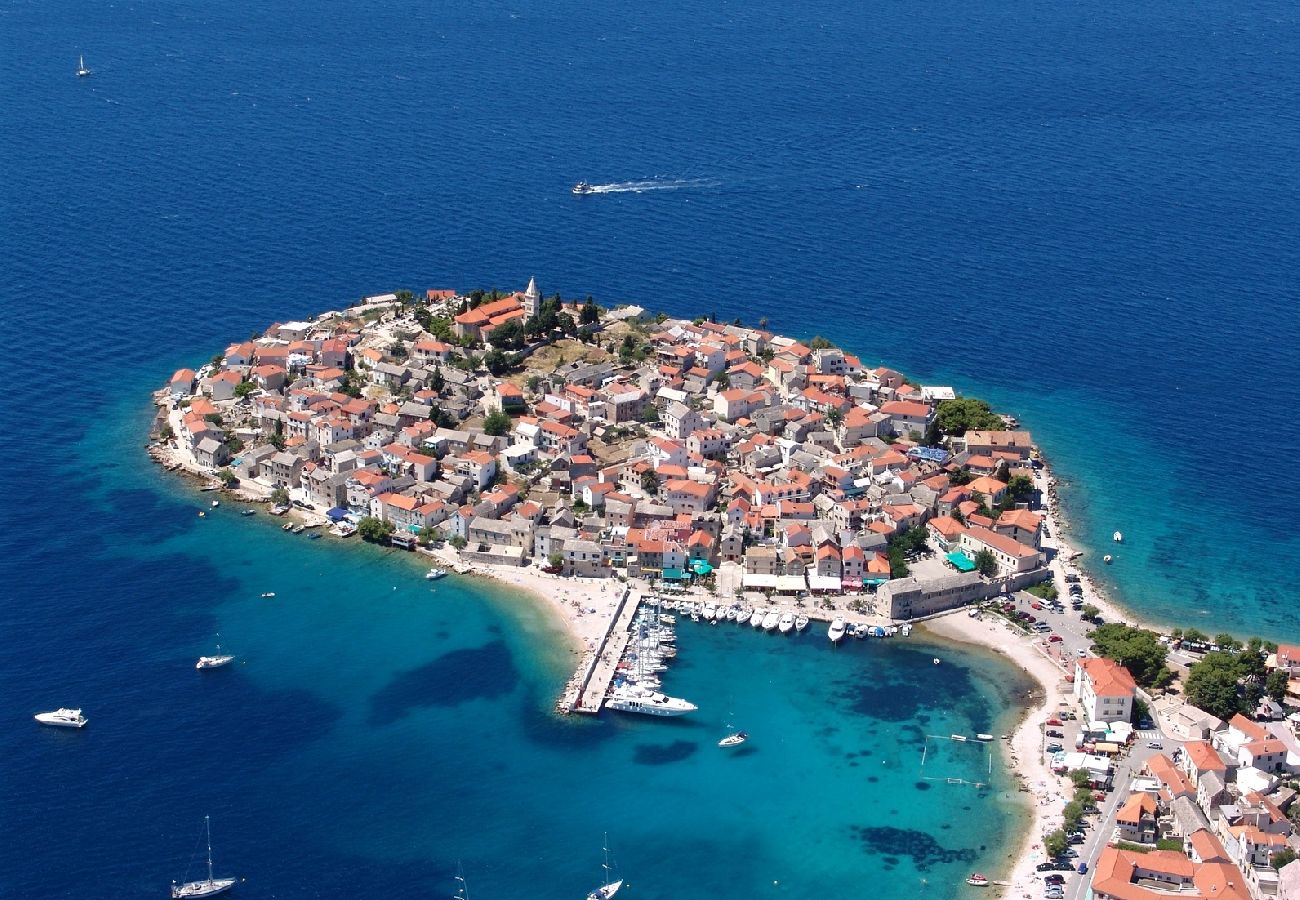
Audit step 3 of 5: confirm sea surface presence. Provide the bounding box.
[2,0,1298,894]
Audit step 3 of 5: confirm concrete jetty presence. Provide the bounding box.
[570,590,642,715]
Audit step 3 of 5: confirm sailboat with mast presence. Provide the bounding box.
[196,635,235,670]
[77,55,91,77]
[171,816,237,898]
[586,834,622,900]
[453,860,469,900]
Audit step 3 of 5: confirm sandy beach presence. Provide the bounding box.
[924,611,1074,896]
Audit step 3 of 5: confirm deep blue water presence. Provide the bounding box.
[3,0,1299,893]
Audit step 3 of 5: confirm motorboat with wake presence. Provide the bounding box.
[171,816,237,898]
[35,708,87,728]
[572,181,595,195]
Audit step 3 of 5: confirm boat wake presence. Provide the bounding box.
[582,177,718,194]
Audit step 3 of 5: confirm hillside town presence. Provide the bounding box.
[151,282,1300,899]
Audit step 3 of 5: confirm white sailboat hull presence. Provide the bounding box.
[196,655,235,670]
[172,877,236,898]
[587,879,622,900]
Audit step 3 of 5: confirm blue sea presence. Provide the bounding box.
[3,0,1298,894]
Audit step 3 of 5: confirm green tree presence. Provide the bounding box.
[934,397,1004,436]
[1272,848,1297,870]
[234,380,258,399]
[1044,829,1068,860]
[484,408,512,436]
[483,349,511,376]
[1183,628,1209,644]
[1006,474,1035,502]
[579,298,599,325]
[270,487,290,506]
[808,335,834,350]
[639,404,659,424]
[1215,633,1243,652]
[639,470,659,496]
[1081,604,1099,620]
[429,366,446,395]
[357,516,394,543]
[1068,769,1091,789]
[1266,669,1290,703]
[216,467,238,488]
[159,424,175,442]
[1087,623,1170,687]
[1184,651,1248,720]
[489,319,526,350]
[973,548,997,577]
[449,534,468,550]
[547,552,565,571]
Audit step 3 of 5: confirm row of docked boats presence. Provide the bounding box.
[606,601,697,717]
[826,618,910,643]
[676,600,810,634]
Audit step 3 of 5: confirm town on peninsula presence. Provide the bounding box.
[151,281,1300,899]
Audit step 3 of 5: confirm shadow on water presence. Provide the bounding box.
[367,639,519,725]
[632,739,698,765]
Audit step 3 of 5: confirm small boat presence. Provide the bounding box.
[586,835,621,900]
[282,523,293,532]
[260,592,275,599]
[794,614,809,632]
[425,568,447,580]
[724,606,738,622]
[77,55,91,77]
[853,623,869,640]
[933,658,942,665]
[966,873,989,887]
[750,608,766,628]
[572,181,595,195]
[718,731,748,748]
[828,617,847,643]
[1113,531,1123,543]
[761,611,780,631]
[1103,554,1113,564]
[198,511,206,518]
[976,733,994,742]
[291,523,305,534]
[240,509,256,517]
[210,499,220,508]
[34,708,87,728]
[171,816,237,898]
[330,521,357,538]
[702,603,717,621]
[778,612,795,634]
[196,637,235,670]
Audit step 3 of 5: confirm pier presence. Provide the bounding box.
[567,589,642,715]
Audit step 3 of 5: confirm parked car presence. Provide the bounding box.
[1067,833,1085,845]
[1045,718,1063,726]
[1045,890,1064,900]
[1062,711,1076,720]
[1046,743,1064,753]
[1045,874,1066,885]
[1078,862,1089,874]
[1076,648,1087,657]
[1031,601,1042,610]
[1037,863,1056,872]
[1048,634,1063,643]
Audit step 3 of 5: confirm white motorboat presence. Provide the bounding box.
[853,623,869,639]
[260,592,275,599]
[794,614,809,632]
[240,508,256,517]
[966,873,989,887]
[34,708,87,728]
[606,684,696,716]
[750,608,765,628]
[828,617,847,643]
[572,181,596,195]
[171,816,237,898]
[778,612,795,634]
[724,606,738,622]
[425,567,447,580]
[586,835,622,900]
[1113,531,1123,543]
[210,499,220,508]
[196,652,235,670]
[1103,554,1113,564]
[718,731,748,748]
[77,55,91,77]
[702,602,717,621]
[761,611,780,631]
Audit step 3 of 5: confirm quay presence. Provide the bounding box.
[568,589,642,714]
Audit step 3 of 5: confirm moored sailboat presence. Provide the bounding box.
[171,816,237,898]
[586,834,622,900]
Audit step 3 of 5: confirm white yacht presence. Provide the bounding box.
[196,652,235,670]
[171,816,236,898]
[425,567,447,580]
[828,617,847,643]
[724,606,738,622]
[702,602,717,621]
[34,708,87,728]
[761,610,780,631]
[777,611,795,634]
[606,684,696,716]
[77,55,91,77]
[1113,530,1124,543]
[749,608,765,628]
[718,730,748,748]
[794,614,809,632]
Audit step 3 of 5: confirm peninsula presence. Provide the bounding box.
[151,281,1300,899]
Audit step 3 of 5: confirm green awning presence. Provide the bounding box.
[661,568,689,580]
[946,551,976,572]
[690,560,714,575]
